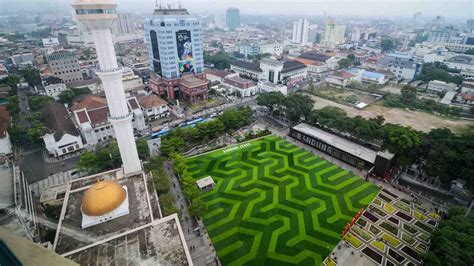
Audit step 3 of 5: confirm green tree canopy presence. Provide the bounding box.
[256,91,286,114]
[424,207,474,266]
[381,38,396,52]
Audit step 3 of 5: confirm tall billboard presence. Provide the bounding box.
[176,30,194,73]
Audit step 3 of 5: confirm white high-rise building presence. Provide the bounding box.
[112,13,135,35]
[72,0,142,175]
[292,19,309,45]
[323,19,346,47]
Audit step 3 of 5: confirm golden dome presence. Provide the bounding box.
[81,180,126,216]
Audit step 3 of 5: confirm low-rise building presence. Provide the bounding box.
[231,58,308,86]
[40,102,84,157]
[204,69,234,83]
[326,69,359,87]
[378,53,421,81]
[361,70,387,85]
[294,57,328,77]
[72,96,147,146]
[121,67,144,94]
[222,75,258,97]
[42,77,69,100]
[258,80,288,95]
[427,80,458,94]
[138,94,170,121]
[179,76,209,103]
[230,60,263,81]
[10,53,34,68]
[67,78,101,94]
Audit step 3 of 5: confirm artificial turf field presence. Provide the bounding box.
[186,136,380,266]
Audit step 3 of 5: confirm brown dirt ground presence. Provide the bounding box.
[309,95,473,132]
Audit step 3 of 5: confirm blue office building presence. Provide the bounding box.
[144,8,204,79]
[226,8,240,31]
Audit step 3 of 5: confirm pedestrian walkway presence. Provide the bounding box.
[164,162,220,266]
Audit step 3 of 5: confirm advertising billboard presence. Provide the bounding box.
[176,30,194,73]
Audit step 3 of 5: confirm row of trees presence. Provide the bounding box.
[170,153,207,218]
[160,107,253,156]
[383,85,463,117]
[256,91,314,124]
[418,62,464,85]
[306,106,474,192]
[57,87,92,105]
[204,50,233,70]
[145,156,180,217]
[256,90,473,192]
[78,138,150,174]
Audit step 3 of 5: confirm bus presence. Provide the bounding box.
[151,127,170,139]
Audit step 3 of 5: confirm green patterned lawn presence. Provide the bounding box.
[186,136,380,266]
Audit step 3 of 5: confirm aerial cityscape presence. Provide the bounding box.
[0,0,473,265]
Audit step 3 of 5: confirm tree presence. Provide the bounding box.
[424,207,474,266]
[401,85,417,101]
[153,171,171,195]
[338,58,351,69]
[28,95,53,112]
[256,91,285,114]
[27,120,45,144]
[383,124,421,166]
[159,192,179,216]
[380,38,396,52]
[78,151,98,173]
[136,137,150,160]
[57,90,76,105]
[284,93,314,123]
[189,198,207,218]
[2,74,20,89]
[418,62,464,85]
[204,51,232,70]
[20,65,42,86]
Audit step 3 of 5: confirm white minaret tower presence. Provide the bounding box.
[72,0,141,175]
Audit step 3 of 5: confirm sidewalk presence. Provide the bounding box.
[165,162,220,266]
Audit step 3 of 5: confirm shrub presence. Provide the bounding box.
[382,233,401,247]
[344,233,363,248]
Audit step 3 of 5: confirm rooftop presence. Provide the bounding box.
[40,102,80,140]
[292,123,378,164]
[281,60,307,74]
[299,51,331,62]
[71,95,107,111]
[231,60,263,72]
[205,69,234,79]
[180,76,208,88]
[138,94,167,109]
[53,170,171,261]
[225,75,254,85]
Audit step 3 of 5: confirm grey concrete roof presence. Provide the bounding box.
[293,123,378,163]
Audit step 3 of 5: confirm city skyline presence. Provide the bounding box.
[1,0,473,19]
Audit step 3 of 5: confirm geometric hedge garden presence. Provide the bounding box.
[185,136,380,265]
[342,188,440,265]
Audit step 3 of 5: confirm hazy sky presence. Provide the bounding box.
[1,0,473,19]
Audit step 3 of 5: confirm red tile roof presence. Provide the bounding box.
[128,98,140,110]
[76,110,89,124]
[87,106,109,126]
[138,94,167,109]
[71,96,107,111]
